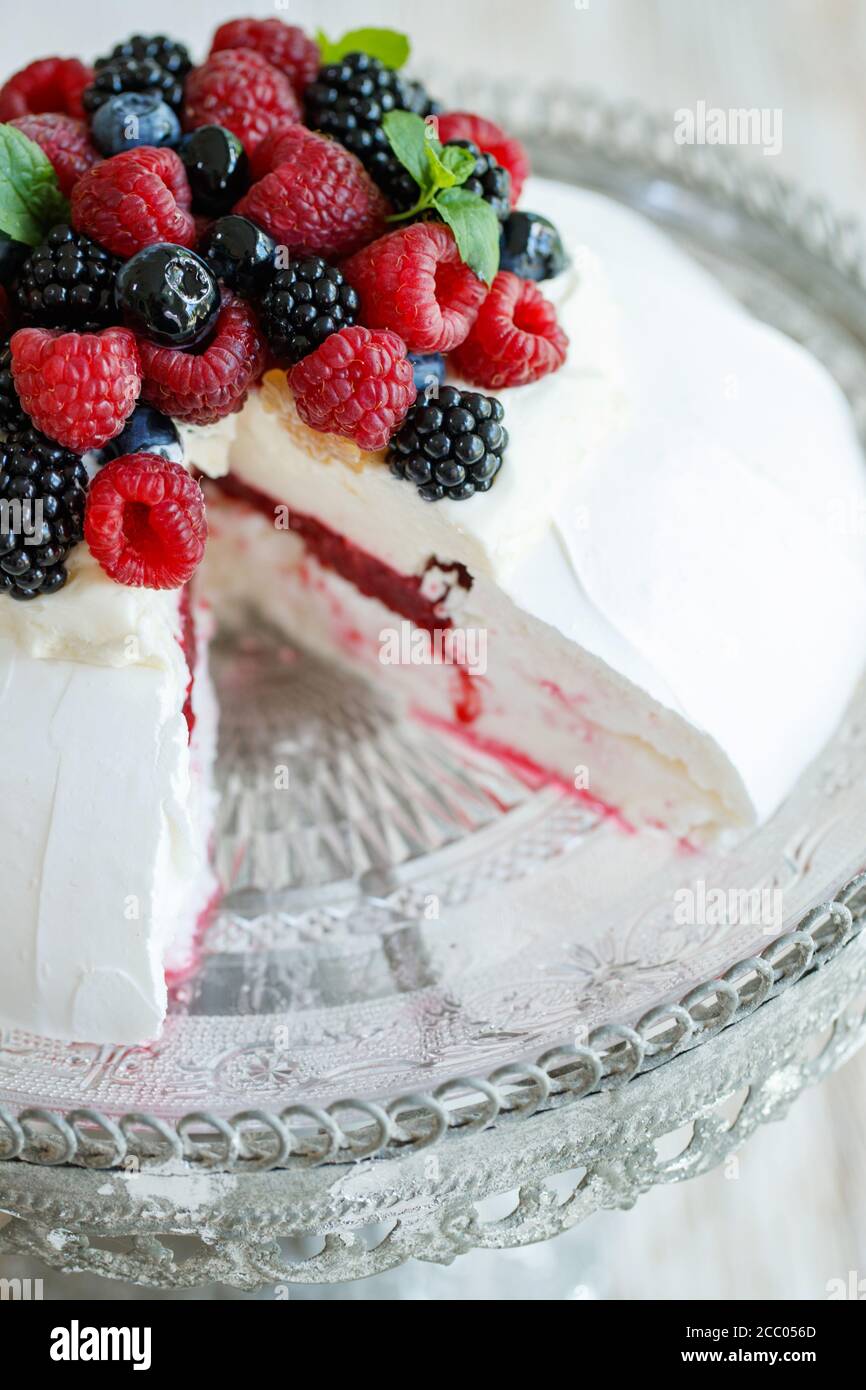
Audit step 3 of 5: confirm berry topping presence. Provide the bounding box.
[342,222,487,355]
[0,427,89,599]
[178,126,249,216]
[499,210,569,283]
[8,114,98,197]
[115,244,220,348]
[71,147,196,260]
[0,57,93,121]
[234,126,388,260]
[288,325,416,453]
[408,352,446,395]
[435,112,529,206]
[260,258,359,364]
[14,225,120,330]
[0,290,11,339]
[137,290,266,425]
[304,51,437,198]
[90,92,181,156]
[451,271,568,388]
[0,341,30,436]
[10,325,141,453]
[198,215,276,295]
[183,49,301,158]
[87,403,183,467]
[209,18,320,99]
[94,34,192,81]
[84,453,206,589]
[388,385,508,502]
[0,234,30,290]
[443,141,511,221]
[83,56,186,115]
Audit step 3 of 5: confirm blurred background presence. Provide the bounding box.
[2,0,865,1300]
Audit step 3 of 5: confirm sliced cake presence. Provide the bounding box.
[0,19,864,1046]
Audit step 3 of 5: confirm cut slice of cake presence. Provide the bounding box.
[194,181,866,838]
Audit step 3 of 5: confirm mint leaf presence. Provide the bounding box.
[425,140,458,190]
[435,188,501,285]
[315,27,410,68]
[382,110,432,189]
[0,125,69,245]
[440,144,477,185]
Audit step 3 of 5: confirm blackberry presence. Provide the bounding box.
[95,34,192,81]
[0,428,89,600]
[0,342,30,438]
[387,385,508,502]
[304,52,438,199]
[260,258,359,364]
[443,140,511,221]
[14,225,120,330]
[83,56,186,115]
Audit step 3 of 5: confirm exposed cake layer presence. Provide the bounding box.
[203,489,748,832]
[186,179,866,831]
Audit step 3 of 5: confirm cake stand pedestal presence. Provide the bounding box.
[1,923,864,1288]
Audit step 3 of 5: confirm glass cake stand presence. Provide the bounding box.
[2,88,866,1290]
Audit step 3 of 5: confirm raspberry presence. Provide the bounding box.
[342,223,487,355]
[10,325,142,452]
[235,126,387,259]
[435,112,529,206]
[137,291,266,425]
[85,454,207,589]
[183,49,300,157]
[0,57,93,121]
[288,325,416,452]
[209,19,320,98]
[451,271,568,389]
[8,114,98,197]
[71,147,196,260]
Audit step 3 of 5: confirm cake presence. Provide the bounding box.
[1,21,864,1045]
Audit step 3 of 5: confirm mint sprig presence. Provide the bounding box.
[382,111,500,285]
[315,27,410,68]
[0,124,69,246]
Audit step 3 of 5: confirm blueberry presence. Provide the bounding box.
[179,125,249,216]
[91,91,180,156]
[115,244,220,348]
[199,215,277,296]
[408,352,446,396]
[499,210,569,282]
[86,404,184,468]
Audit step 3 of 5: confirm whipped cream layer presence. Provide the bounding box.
[187,177,866,829]
[0,607,215,1043]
